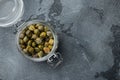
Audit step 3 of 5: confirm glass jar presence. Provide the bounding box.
[16,20,63,68]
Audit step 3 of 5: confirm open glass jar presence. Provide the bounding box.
[16,20,63,68]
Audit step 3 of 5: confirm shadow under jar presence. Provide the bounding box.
[16,20,63,68]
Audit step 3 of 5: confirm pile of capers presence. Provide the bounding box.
[19,23,54,58]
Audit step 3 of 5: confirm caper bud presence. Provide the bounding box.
[44,42,49,47]
[34,29,39,35]
[40,32,46,38]
[35,47,40,52]
[28,25,35,31]
[48,45,53,50]
[32,42,36,47]
[27,40,32,46]
[48,39,54,45]
[47,31,52,36]
[19,33,25,39]
[23,36,29,43]
[35,38,42,44]
[26,46,31,51]
[37,25,43,31]
[28,47,34,53]
[23,49,28,53]
[43,47,50,54]
[38,45,43,50]
[19,39,24,44]
[26,30,30,35]
[26,30,32,37]
[31,34,37,39]
[37,51,43,58]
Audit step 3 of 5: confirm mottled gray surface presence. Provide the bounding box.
[0,0,120,80]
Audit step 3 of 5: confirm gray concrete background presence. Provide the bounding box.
[0,0,120,80]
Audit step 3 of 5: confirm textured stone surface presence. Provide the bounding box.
[0,0,120,80]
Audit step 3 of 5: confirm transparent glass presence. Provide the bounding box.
[0,0,24,27]
[16,20,59,62]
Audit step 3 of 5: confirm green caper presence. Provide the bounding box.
[44,42,49,47]
[37,25,43,31]
[48,39,54,45]
[47,31,52,36]
[34,29,39,35]
[27,40,32,46]
[35,38,42,44]
[26,46,31,51]
[19,33,25,39]
[35,47,40,52]
[28,25,35,31]
[37,51,43,58]
[23,49,28,53]
[48,45,53,50]
[28,47,34,53]
[26,30,30,35]
[32,42,36,47]
[43,47,50,54]
[26,30,32,37]
[40,32,46,38]
[38,45,43,50]
[31,34,37,39]
[23,36,29,43]
[19,39,24,44]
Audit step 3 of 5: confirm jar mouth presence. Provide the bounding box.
[0,0,24,27]
[16,20,58,62]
